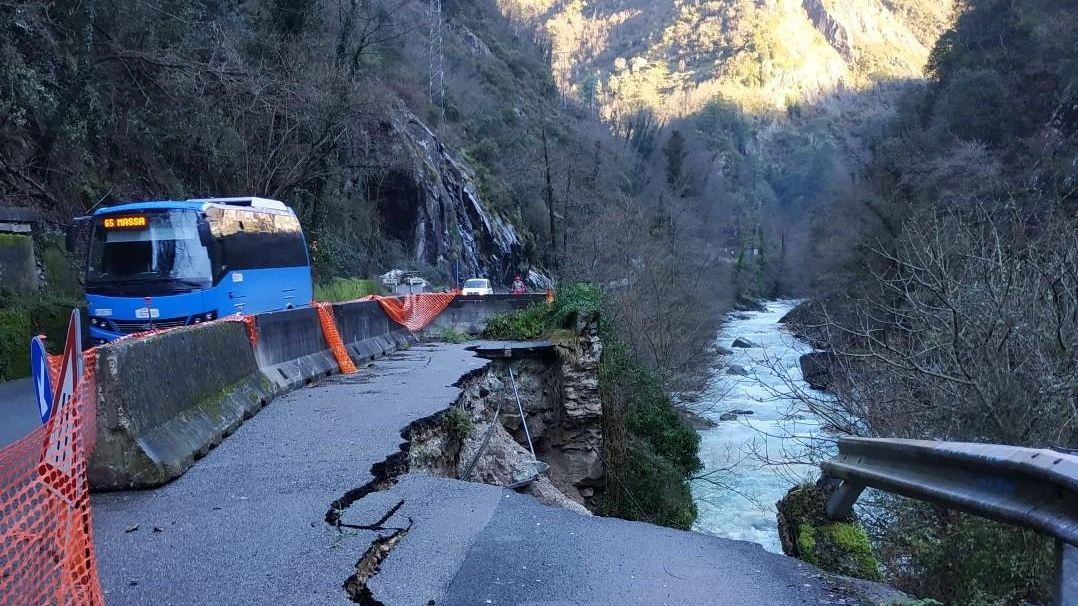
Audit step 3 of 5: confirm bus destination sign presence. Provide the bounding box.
[103,215,148,230]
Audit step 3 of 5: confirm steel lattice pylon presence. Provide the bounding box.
[429,0,445,126]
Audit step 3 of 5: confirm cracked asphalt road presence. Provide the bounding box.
[91,343,854,606]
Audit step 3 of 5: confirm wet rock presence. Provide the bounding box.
[734,298,768,313]
[725,364,749,376]
[719,409,754,421]
[715,345,735,356]
[681,409,718,429]
[732,337,761,349]
[776,478,880,581]
[800,352,837,390]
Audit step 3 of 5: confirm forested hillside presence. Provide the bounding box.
[790,1,1078,604]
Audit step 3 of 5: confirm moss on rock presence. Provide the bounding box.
[777,480,881,581]
[0,306,32,381]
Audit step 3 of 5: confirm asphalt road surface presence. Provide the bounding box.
[90,343,868,605]
[0,378,40,448]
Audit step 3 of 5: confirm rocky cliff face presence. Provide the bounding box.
[800,0,930,76]
[378,105,548,287]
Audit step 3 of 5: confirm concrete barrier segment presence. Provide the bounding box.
[332,300,413,363]
[88,321,275,490]
[252,307,338,391]
[424,294,547,336]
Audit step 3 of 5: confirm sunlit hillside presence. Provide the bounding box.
[499,0,954,118]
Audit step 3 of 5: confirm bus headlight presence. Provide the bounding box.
[190,310,217,324]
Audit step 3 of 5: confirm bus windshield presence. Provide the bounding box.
[87,209,214,294]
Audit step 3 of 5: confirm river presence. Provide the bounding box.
[690,299,828,553]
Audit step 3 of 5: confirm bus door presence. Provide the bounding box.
[226,268,250,315]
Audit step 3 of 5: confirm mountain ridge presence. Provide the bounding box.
[499,0,953,117]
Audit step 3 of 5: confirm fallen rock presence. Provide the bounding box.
[719,412,739,421]
[732,337,760,349]
[732,409,754,415]
[715,345,735,356]
[725,364,749,376]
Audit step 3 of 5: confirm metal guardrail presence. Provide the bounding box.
[821,437,1078,606]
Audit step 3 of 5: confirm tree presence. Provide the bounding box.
[663,129,687,189]
[934,68,1010,144]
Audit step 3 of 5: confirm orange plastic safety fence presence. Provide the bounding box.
[369,292,458,332]
[0,349,103,606]
[242,315,259,347]
[313,302,357,374]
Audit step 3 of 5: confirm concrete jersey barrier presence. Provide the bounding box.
[252,307,338,391]
[426,294,546,335]
[333,300,413,362]
[89,321,274,490]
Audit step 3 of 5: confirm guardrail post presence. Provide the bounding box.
[1058,541,1077,606]
[825,481,865,519]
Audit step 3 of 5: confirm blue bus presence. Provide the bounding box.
[84,197,313,343]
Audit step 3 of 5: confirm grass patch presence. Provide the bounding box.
[438,326,470,344]
[314,278,381,302]
[446,406,473,439]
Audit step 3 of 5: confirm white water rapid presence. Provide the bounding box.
[690,300,828,553]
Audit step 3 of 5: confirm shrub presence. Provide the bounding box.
[597,339,701,530]
[446,405,473,440]
[438,326,470,344]
[482,302,550,340]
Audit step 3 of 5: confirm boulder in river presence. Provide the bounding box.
[731,337,760,349]
[734,298,768,313]
[725,364,749,376]
[715,345,734,356]
[799,352,837,390]
[719,409,753,421]
[681,408,718,429]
